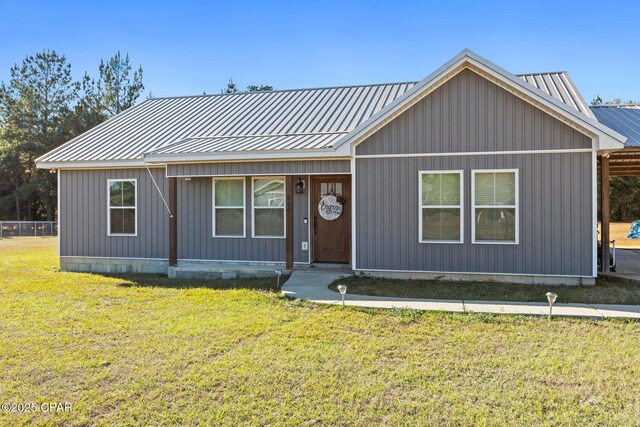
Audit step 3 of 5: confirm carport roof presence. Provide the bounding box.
[591,106,640,147]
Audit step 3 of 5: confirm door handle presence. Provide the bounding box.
[313,216,318,235]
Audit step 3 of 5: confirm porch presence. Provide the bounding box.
[160,163,354,276]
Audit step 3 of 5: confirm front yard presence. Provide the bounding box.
[1,237,639,426]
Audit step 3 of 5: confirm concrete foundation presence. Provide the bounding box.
[60,257,168,274]
[355,269,596,286]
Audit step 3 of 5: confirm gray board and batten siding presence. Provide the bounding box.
[355,69,594,277]
[59,167,312,265]
[59,167,170,260]
[167,160,349,177]
[177,176,310,264]
[356,69,592,156]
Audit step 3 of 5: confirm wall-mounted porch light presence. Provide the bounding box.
[295,178,305,194]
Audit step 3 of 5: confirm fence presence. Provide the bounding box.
[0,221,58,237]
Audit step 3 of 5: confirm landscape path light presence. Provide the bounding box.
[546,292,558,319]
[337,284,348,307]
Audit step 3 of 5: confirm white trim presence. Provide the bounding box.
[168,171,350,178]
[37,159,149,169]
[355,268,595,280]
[57,170,61,256]
[165,157,351,165]
[107,178,138,237]
[471,169,519,245]
[356,148,593,159]
[145,147,349,163]
[418,170,464,244]
[592,150,598,277]
[212,177,246,238]
[251,176,286,239]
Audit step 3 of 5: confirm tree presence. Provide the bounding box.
[83,52,144,116]
[0,50,79,220]
[0,50,145,221]
[222,78,238,94]
[221,79,273,94]
[247,84,273,92]
[592,97,639,107]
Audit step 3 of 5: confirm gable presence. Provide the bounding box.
[356,69,592,156]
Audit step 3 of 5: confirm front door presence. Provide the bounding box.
[312,176,351,263]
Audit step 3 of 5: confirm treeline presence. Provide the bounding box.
[610,176,640,222]
[0,51,144,221]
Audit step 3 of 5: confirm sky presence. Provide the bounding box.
[1,0,639,103]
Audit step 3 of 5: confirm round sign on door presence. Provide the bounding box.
[318,195,343,221]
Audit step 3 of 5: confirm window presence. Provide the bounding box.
[108,179,136,236]
[419,171,463,243]
[252,177,285,238]
[472,170,518,244]
[213,178,246,237]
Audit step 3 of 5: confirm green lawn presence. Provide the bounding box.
[1,238,639,426]
[331,275,640,305]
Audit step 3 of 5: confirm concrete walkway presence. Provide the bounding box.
[281,271,640,319]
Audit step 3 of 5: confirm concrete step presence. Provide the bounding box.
[169,262,288,279]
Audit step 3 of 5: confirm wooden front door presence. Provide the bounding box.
[312,176,351,263]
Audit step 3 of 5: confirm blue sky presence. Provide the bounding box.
[1,0,639,103]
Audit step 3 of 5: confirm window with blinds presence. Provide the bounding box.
[213,178,245,237]
[252,177,285,238]
[419,171,463,243]
[472,170,518,244]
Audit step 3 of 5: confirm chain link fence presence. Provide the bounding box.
[0,221,57,237]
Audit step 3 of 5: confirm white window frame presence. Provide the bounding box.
[251,176,286,239]
[418,170,464,244]
[212,177,246,238]
[107,178,137,237]
[471,169,519,245]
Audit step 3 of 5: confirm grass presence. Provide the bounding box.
[331,275,640,305]
[0,237,639,426]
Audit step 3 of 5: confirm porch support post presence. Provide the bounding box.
[601,156,610,273]
[285,175,294,270]
[169,177,178,267]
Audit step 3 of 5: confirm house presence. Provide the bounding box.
[35,50,628,285]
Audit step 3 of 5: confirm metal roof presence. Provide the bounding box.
[591,106,640,147]
[516,72,594,118]
[149,133,347,155]
[36,53,606,166]
[37,82,416,163]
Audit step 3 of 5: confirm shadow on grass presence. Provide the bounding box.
[106,272,288,292]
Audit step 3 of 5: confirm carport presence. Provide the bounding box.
[592,105,640,274]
